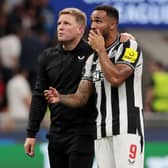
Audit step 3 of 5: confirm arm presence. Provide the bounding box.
[95,48,133,87]
[24,51,50,157]
[44,80,93,107]
[26,50,49,138]
[88,30,133,87]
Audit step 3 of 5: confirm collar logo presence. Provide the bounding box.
[77,55,85,60]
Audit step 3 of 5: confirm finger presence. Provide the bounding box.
[43,90,49,96]
[28,145,34,157]
[49,86,55,90]
[24,145,29,155]
[88,37,91,43]
[96,29,101,35]
[89,30,96,36]
[88,35,94,45]
[44,92,48,97]
[48,87,56,94]
[44,93,49,99]
[25,145,34,157]
[44,89,48,93]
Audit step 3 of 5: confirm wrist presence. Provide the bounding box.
[96,47,106,56]
[27,132,36,138]
[60,94,65,104]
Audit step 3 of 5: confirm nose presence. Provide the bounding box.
[91,22,95,29]
[57,23,64,30]
[90,22,97,32]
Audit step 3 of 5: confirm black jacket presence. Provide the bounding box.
[27,39,97,138]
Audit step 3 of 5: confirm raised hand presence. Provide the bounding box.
[88,29,105,53]
[44,87,60,104]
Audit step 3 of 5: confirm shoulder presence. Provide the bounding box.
[85,53,95,68]
[122,39,140,50]
[79,39,94,57]
[121,39,142,58]
[38,46,59,65]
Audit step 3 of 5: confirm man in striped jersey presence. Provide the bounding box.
[44,5,144,168]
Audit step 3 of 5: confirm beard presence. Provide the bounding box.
[102,29,110,41]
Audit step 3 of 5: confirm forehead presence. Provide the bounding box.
[58,14,76,22]
[91,10,107,19]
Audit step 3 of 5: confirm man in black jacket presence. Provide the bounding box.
[24,8,97,168]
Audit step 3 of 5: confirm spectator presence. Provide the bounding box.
[0,34,21,70]
[0,55,12,112]
[6,66,32,130]
[144,60,168,112]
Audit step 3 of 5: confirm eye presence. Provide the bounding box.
[96,19,102,23]
[92,19,102,24]
[64,21,70,25]
[57,21,71,26]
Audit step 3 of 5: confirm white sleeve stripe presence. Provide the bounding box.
[116,61,135,70]
[81,77,92,81]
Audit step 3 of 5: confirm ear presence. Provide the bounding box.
[110,21,117,30]
[110,23,115,30]
[78,25,85,35]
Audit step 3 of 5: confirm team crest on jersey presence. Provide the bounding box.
[128,158,135,165]
[128,157,136,168]
[122,48,138,63]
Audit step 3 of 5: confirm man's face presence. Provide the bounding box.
[57,14,82,43]
[90,10,114,39]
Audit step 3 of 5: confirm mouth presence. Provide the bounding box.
[58,32,64,37]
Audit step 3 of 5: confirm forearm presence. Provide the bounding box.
[60,93,89,108]
[45,80,92,107]
[97,48,120,85]
[97,48,133,87]
[60,80,92,107]
[27,95,47,137]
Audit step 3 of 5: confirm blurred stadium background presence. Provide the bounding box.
[0,0,168,168]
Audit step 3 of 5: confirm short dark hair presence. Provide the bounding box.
[94,5,119,24]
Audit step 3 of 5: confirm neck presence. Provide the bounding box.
[62,37,81,51]
[105,31,118,48]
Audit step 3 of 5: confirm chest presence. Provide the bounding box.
[46,51,88,87]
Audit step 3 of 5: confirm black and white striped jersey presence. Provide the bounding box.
[82,37,144,139]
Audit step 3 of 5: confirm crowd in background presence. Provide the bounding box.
[0,0,168,131]
[0,0,56,130]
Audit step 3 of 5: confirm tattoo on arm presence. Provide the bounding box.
[60,80,93,107]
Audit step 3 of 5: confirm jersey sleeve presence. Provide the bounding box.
[116,39,142,70]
